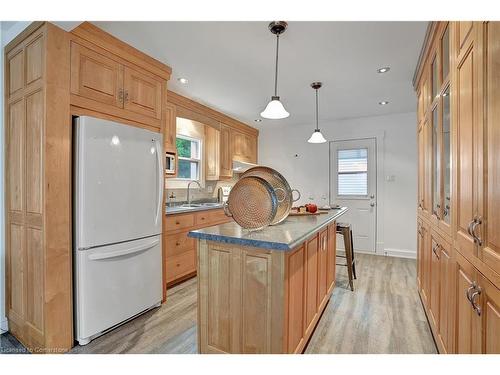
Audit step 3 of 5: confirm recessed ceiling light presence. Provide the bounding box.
[379,101,389,105]
[377,67,390,73]
[178,77,188,84]
[254,119,262,122]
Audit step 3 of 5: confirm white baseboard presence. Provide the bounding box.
[337,248,416,259]
[382,248,416,259]
[0,317,8,333]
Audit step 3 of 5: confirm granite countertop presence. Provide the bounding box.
[188,207,348,251]
[165,203,224,215]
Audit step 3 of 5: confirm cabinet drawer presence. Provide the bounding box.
[195,208,229,226]
[165,232,195,257]
[165,213,195,233]
[166,251,196,283]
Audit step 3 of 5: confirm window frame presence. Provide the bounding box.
[174,134,203,182]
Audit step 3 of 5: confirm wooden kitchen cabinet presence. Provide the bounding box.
[429,231,441,331]
[70,23,169,130]
[164,103,177,152]
[453,251,500,353]
[197,220,338,354]
[5,22,72,352]
[205,125,220,181]
[123,65,162,120]
[477,21,500,279]
[70,42,123,108]
[415,21,500,354]
[163,209,231,292]
[232,129,257,164]
[304,234,319,337]
[286,244,306,353]
[219,124,233,178]
[318,229,329,309]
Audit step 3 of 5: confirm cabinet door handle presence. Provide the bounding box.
[467,219,475,236]
[471,216,483,246]
[124,90,129,103]
[466,282,476,302]
[118,88,124,103]
[470,287,482,316]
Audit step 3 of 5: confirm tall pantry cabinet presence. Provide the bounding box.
[4,22,72,352]
[4,22,173,353]
[415,21,500,354]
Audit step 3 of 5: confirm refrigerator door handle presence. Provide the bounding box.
[155,139,163,226]
[88,239,160,261]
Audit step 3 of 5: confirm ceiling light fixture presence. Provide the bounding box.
[178,77,188,84]
[377,67,390,73]
[260,21,289,120]
[307,82,327,144]
[379,100,389,105]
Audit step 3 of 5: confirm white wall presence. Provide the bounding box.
[258,111,417,258]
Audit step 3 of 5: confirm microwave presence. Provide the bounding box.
[165,152,176,175]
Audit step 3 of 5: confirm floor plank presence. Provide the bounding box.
[0,254,437,354]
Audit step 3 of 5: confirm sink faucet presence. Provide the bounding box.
[187,180,202,205]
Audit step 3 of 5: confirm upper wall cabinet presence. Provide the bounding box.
[232,129,257,164]
[123,66,162,120]
[70,41,164,129]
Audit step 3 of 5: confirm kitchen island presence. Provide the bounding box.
[188,207,347,354]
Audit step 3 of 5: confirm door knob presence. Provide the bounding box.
[370,194,375,199]
[370,202,375,207]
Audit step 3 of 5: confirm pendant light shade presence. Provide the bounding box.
[307,82,327,144]
[260,96,290,119]
[261,21,289,120]
[308,129,327,143]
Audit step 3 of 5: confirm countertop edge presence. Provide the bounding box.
[165,204,224,215]
[188,207,348,251]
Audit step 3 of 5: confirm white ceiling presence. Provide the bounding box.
[92,21,427,129]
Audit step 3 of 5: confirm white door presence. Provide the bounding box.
[330,138,377,253]
[75,116,163,249]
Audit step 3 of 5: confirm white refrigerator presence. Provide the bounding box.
[74,116,163,345]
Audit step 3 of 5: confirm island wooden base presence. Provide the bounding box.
[197,221,336,353]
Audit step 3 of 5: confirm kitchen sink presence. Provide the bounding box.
[181,203,203,208]
[200,202,221,207]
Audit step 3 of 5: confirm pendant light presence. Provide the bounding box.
[308,82,327,144]
[260,21,290,119]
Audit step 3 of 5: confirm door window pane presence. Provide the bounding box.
[337,148,368,196]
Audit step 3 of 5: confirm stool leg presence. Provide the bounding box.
[350,229,357,279]
[343,228,354,291]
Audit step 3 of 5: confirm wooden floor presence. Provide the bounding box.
[0,253,437,354]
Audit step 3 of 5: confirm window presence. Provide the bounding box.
[337,148,368,196]
[176,135,202,180]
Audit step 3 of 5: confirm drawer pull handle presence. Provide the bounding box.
[175,221,180,225]
[176,242,181,246]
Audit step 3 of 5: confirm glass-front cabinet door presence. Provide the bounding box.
[432,105,441,218]
[442,86,451,225]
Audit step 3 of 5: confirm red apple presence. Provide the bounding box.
[306,204,318,213]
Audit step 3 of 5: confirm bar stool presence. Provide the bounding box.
[336,222,356,291]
